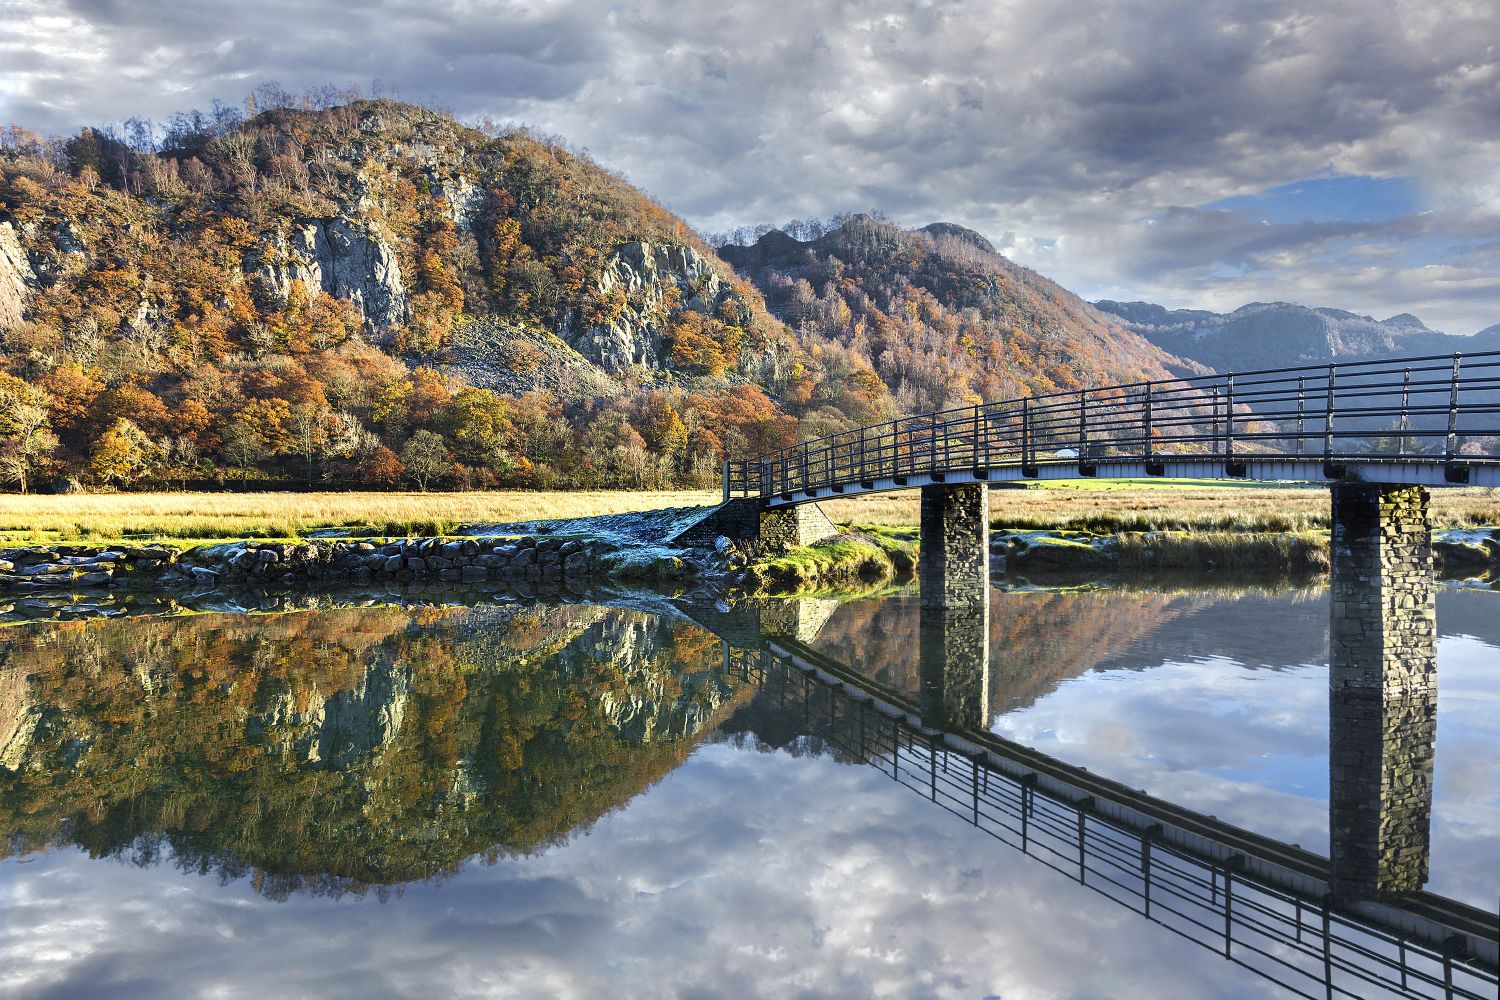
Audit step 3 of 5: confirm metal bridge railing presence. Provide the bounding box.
[732,646,1498,1000]
[724,352,1500,498]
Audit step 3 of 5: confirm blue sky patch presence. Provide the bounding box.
[1205,175,1422,224]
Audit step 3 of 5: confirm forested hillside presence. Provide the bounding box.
[0,94,1193,493]
[720,216,1202,416]
[0,99,844,492]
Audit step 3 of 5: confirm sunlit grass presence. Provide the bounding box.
[0,490,719,546]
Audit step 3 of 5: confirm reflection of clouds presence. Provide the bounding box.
[991,634,1500,907]
[1,745,1286,999]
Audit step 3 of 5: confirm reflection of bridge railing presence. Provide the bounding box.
[726,352,1500,498]
[732,639,1498,1000]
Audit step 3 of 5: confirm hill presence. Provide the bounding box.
[720,216,1203,417]
[1095,299,1500,373]
[0,100,836,492]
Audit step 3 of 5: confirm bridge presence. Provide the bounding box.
[666,349,1500,995]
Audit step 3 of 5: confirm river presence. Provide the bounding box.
[1,580,1496,998]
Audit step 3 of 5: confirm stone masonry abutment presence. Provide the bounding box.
[1327,482,1437,900]
[917,484,991,732]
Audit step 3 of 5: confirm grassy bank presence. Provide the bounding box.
[0,490,719,547]
[744,526,918,594]
[1114,530,1332,574]
[822,480,1500,533]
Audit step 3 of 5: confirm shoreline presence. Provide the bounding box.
[5,514,1499,602]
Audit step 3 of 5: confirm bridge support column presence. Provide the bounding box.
[918,484,990,731]
[1328,483,1437,899]
[918,484,989,609]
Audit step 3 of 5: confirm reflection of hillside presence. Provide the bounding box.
[811,591,1214,715]
[0,605,746,898]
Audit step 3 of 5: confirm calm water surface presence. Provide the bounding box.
[0,583,1496,998]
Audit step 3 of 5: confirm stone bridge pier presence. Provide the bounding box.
[1327,483,1437,900]
[918,484,991,732]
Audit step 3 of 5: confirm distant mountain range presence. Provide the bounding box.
[1094,299,1500,374]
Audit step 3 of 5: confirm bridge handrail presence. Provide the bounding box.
[725,350,1500,498]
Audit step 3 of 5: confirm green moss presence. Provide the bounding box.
[744,532,909,595]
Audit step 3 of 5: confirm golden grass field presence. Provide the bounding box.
[0,490,720,546]
[2,480,1496,547]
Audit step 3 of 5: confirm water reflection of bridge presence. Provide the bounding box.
[707,628,1497,1000]
[672,350,1500,994]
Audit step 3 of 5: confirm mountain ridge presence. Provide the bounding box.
[1095,298,1500,373]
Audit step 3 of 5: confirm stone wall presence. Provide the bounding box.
[1,536,618,594]
[1328,483,1437,899]
[918,483,989,609]
[757,503,839,551]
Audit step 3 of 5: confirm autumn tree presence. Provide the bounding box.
[88,418,155,487]
[0,374,58,493]
[365,445,405,487]
[444,387,515,473]
[401,430,452,491]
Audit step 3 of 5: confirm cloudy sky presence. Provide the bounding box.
[3,0,1499,332]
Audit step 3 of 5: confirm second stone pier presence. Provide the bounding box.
[1328,482,1437,900]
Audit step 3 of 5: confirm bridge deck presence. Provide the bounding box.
[726,351,1500,502]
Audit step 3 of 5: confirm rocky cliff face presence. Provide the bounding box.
[0,222,32,331]
[561,240,751,372]
[250,217,410,329]
[0,667,36,771]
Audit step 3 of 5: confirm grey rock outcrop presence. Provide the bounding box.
[0,222,33,330]
[560,240,750,373]
[250,216,410,329]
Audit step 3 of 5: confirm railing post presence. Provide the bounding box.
[1446,354,1463,461]
[1296,376,1306,455]
[1078,389,1089,462]
[1223,864,1233,958]
[1324,364,1338,461]
[1399,368,1412,456]
[1143,382,1153,461]
[721,461,730,503]
[974,404,984,469]
[1210,385,1220,456]
[1224,373,1235,461]
[1022,398,1032,470]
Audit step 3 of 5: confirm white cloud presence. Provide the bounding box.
[0,3,1497,323]
[0,744,1288,999]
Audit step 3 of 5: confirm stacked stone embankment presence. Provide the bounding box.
[0,536,632,593]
